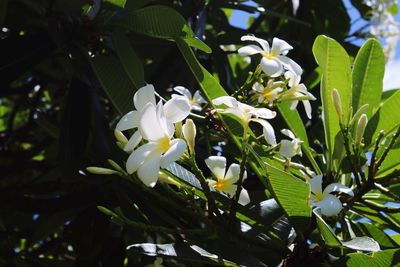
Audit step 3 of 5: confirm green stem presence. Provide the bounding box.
[188,156,222,220]
[229,126,249,222]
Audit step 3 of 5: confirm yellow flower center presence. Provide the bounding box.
[215,179,227,191]
[263,90,275,101]
[157,137,170,153]
[314,192,324,202]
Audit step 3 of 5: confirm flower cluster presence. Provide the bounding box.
[116,84,191,187]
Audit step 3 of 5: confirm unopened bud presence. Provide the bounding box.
[182,119,196,155]
[114,129,128,144]
[332,89,343,122]
[158,172,181,188]
[86,166,118,175]
[355,114,368,146]
[349,104,369,127]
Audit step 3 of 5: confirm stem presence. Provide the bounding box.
[232,66,262,97]
[341,124,362,188]
[374,127,400,173]
[368,131,385,182]
[188,156,222,219]
[229,126,249,222]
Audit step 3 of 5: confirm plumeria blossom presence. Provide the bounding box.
[212,96,277,145]
[280,71,316,119]
[252,80,284,104]
[309,175,354,217]
[126,102,187,187]
[116,84,190,152]
[205,156,250,205]
[172,86,207,111]
[279,129,302,158]
[238,35,302,77]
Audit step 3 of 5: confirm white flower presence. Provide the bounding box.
[238,35,302,77]
[309,175,354,217]
[281,71,316,119]
[212,96,277,145]
[172,86,207,111]
[205,156,250,205]
[125,102,187,187]
[279,129,302,158]
[116,84,190,152]
[252,80,284,104]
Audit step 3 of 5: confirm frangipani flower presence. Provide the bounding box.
[172,86,207,111]
[252,80,284,104]
[205,156,250,205]
[116,84,190,152]
[238,35,302,77]
[281,71,316,119]
[126,103,187,187]
[279,129,302,158]
[309,175,354,217]
[212,96,277,145]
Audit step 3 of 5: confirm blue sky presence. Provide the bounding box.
[230,1,400,89]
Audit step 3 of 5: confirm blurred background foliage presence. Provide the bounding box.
[0,0,392,266]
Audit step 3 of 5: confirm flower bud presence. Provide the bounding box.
[182,119,196,155]
[349,104,369,127]
[114,129,128,144]
[355,114,368,146]
[158,172,181,188]
[86,166,118,175]
[332,89,343,123]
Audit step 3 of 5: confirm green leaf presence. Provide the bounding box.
[376,147,400,176]
[112,31,145,89]
[116,5,211,53]
[90,54,134,114]
[315,210,380,251]
[352,39,385,118]
[365,90,400,145]
[312,35,352,169]
[351,222,398,249]
[175,37,227,100]
[335,249,400,267]
[277,102,322,174]
[104,0,126,8]
[314,209,342,247]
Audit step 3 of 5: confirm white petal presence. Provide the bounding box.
[290,100,299,110]
[250,108,276,119]
[224,163,242,183]
[139,103,167,141]
[271,38,293,55]
[315,194,343,217]
[193,91,207,104]
[278,56,302,75]
[116,111,140,131]
[252,82,264,93]
[309,175,323,196]
[205,156,227,180]
[260,57,283,77]
[124,131,142,152]
[134,84,156,111]
[238,189,251,206]
[160,139,186,168]
[238,44,264,56]
[281,129,295,139]
[163,97,191,123]
[137,152,162,187]
[126,143,158,174]
[252,118,277,145]
[323,183,354,197]
[241,35,270,52]
[157,101,175,137]
[302,100,312,119]
[279,139,296,158]
[212,96,238,107]
[173,86,192,99]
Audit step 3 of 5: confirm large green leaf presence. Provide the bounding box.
[351,222,398,249]
[335,249,400,267]
[352,39,385,117]
[116,5,211,53]
[312,35,352,169]
[314,209,342,247]
[365,90,400,146]
[112,31,145,89]
[90,54,134,115]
